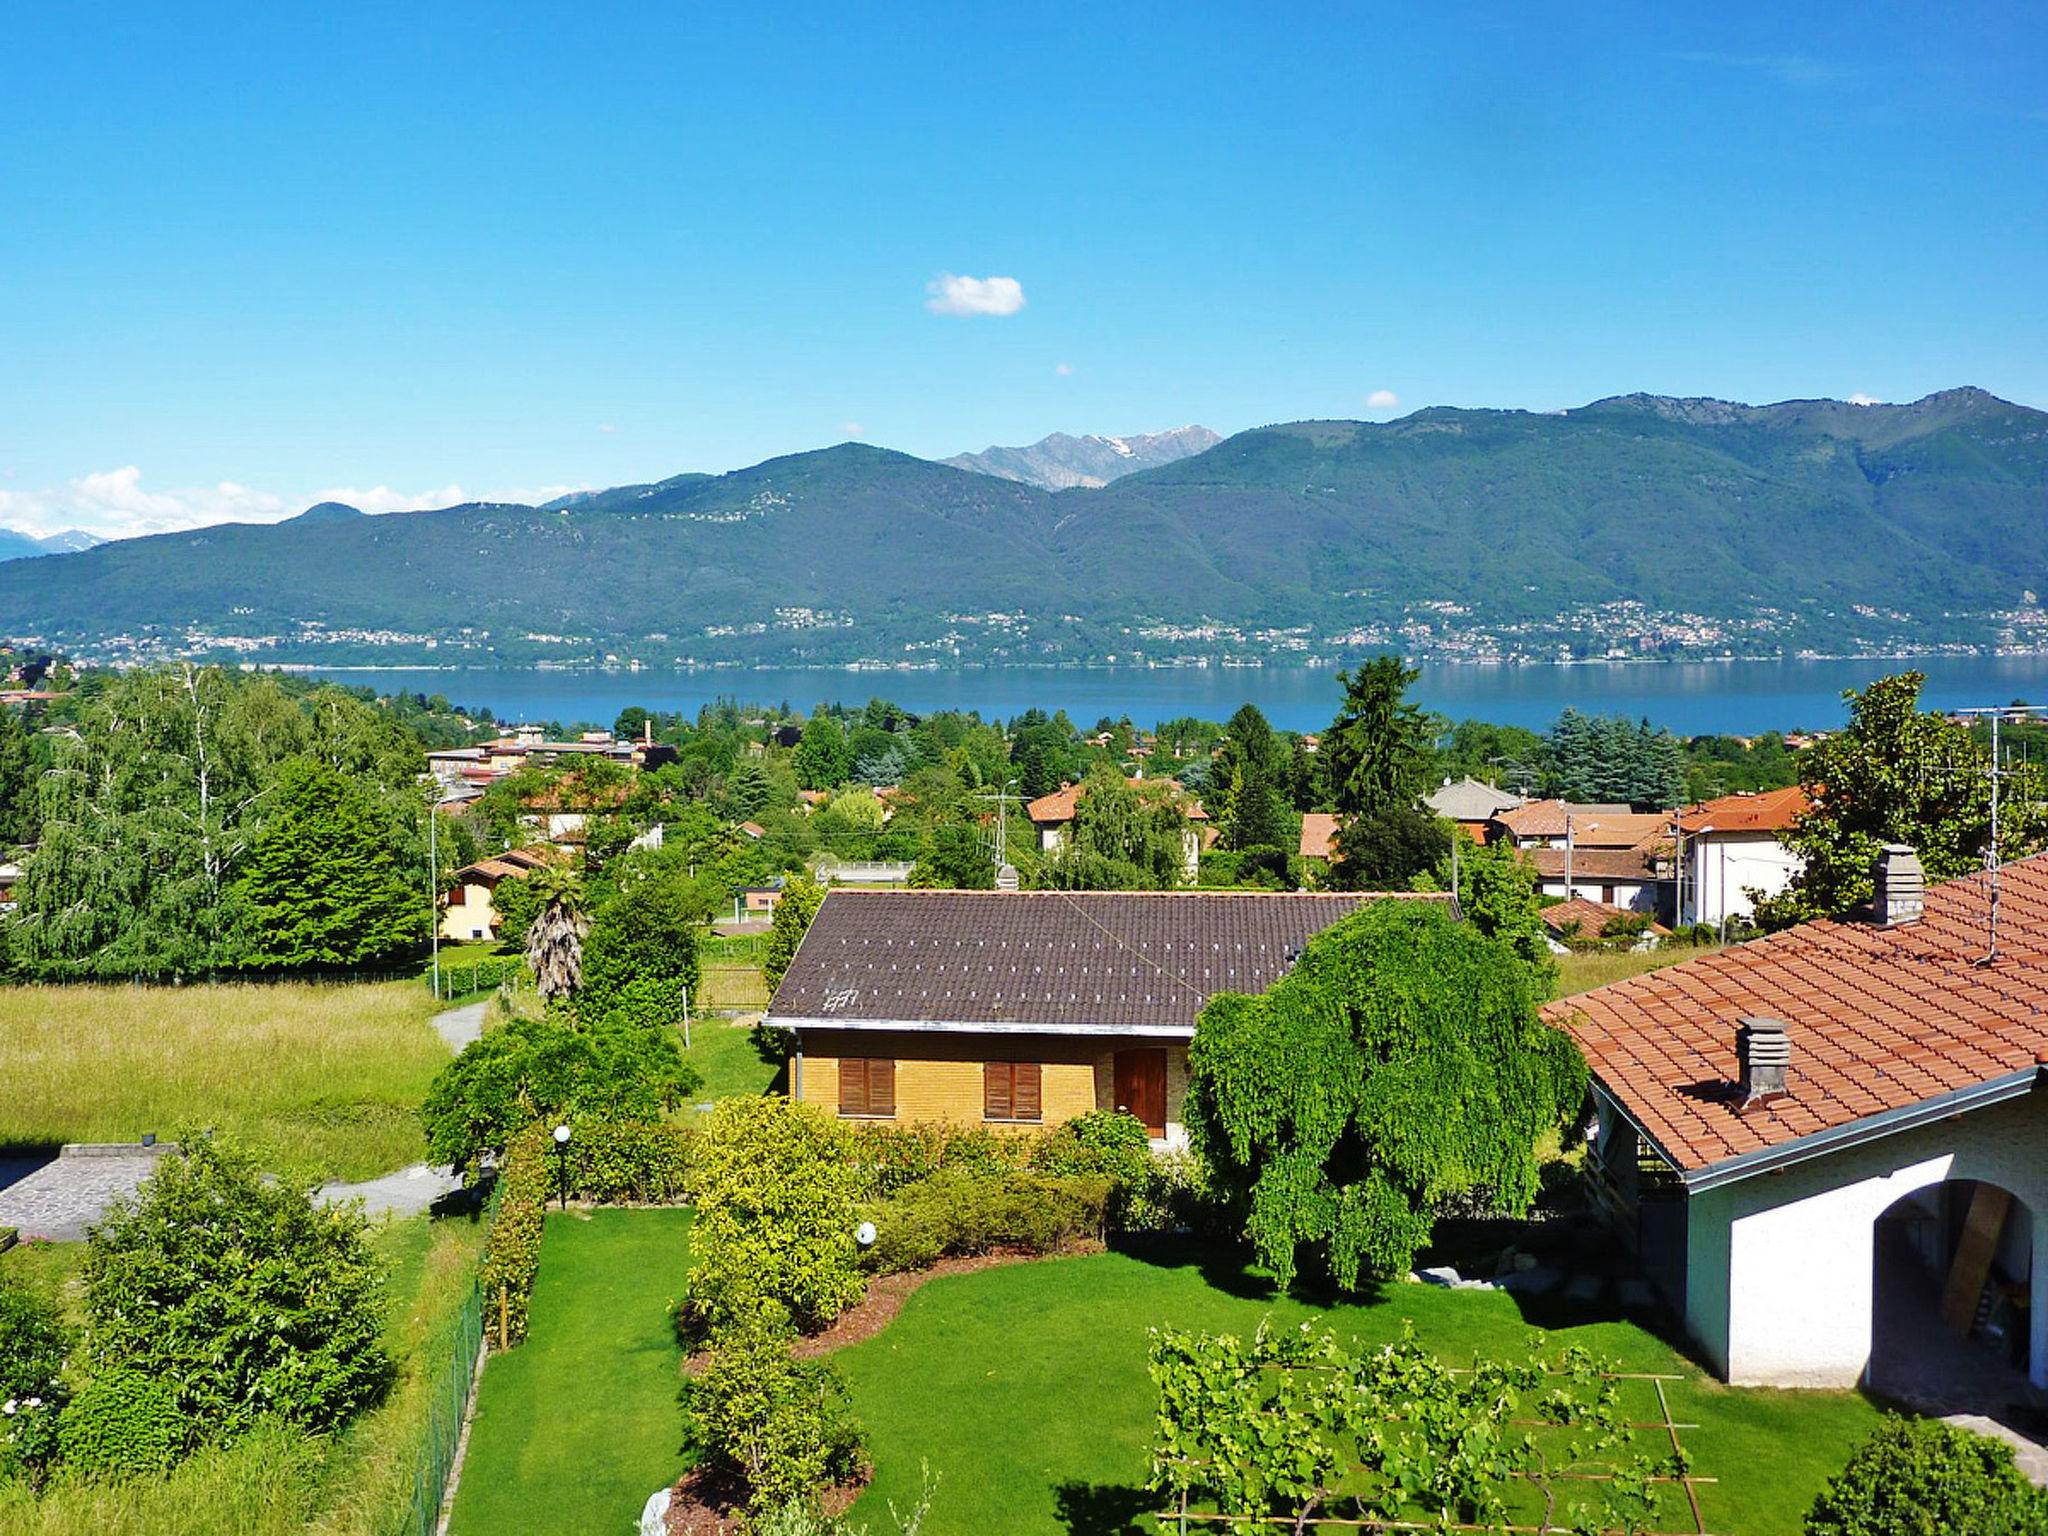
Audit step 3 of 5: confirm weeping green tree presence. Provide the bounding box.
[1184,900,1585,1289]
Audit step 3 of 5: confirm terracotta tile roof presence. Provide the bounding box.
[1299,813,1342,860]
[1676,785,1810,835]
[1540,896,1670,939]
[769,889,1452,1035]
[1025,779,1197,827]
[1527,847,1665,883]
[1493,800,1635,840]
[1545,852,2048,1174]
[738,820,767,839]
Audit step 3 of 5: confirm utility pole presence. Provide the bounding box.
[428,794,441,1000]
[1563,812,1574,901]
[978,779,1019,874]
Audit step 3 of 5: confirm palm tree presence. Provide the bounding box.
[524,868,589,1003]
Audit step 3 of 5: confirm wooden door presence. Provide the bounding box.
[1114,1049,1168,1138]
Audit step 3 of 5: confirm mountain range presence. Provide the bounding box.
[942,426,1221,488]
[3,388,2045,669]
[0,527,103,562]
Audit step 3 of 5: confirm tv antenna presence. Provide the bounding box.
[977,778,1021,873]
[1953,703,2047,965]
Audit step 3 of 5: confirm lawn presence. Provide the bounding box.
[836,1244,1879,1536]
[463,1212,1880,1536]
[1556,944,1713,996]
[447,1209,693,1536]
[683,1018,784,1103]
[0,981,452,1182]
[0,1212,488,1536]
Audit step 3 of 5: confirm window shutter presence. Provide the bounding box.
[839,1057,866,1117]
[869,1058,895,1116]
[1014,1062,1042,1122]
[984,1061,1012,1121]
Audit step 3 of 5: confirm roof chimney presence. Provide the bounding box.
[1737,1016,1791,1108]
[1871,844,1925,927]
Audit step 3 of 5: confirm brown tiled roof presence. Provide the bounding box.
[1540,896,1670,939]
[1299,813,1341,860]
[1493,800,1638,840]
[1546,852,2048,1175]
[769,889,1450,1034]
[1026,778,1197,827]
[1676,785,1809,835]
[1527,847,1665,883]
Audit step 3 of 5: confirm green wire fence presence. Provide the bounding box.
[397,1278,485,1536]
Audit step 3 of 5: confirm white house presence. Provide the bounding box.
[1674,786,1808,931]
[1491,802,1673,914]
[1551,845,2048,1407]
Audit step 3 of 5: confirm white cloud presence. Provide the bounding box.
[1847,392,1883,406]
[311,483,467,516]
[1365,389,1400,410]
[0,467,484,540]
[925,273,1026,317]
[1055,362,1074,377]
[841,422,865,438]
[598,423,617,434]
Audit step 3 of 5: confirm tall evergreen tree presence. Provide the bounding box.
[1320,657,1437,817]
[792,709,853,790]
[237,758,426,968]
[1214,704,1292,852]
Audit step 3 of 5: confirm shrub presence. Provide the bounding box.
[688,1099,864,1336]
[1032,1109,1180,1230]
[82,1137,390,1439]
[847,1121,1034,1198]
[862,1168,1110,1274]
[479,1125,550,1348]
[566,1117,694,1204]
[1804,1415,2048,1536]
[54,1369,187,1477]
[581,883,703,1024]
[421,1008,700,1176]
[0,1277,69,1481]
[683,1309,866,1515]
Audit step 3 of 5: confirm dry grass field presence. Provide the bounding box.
[0,981,451,1183]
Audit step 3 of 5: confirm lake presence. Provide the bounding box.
[305,655,2048,737]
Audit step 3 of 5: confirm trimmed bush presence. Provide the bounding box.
[0,1277,69,1482]
[683,1309,866,1516]
[1032,1109,1189,1230]
[54,1369,187,1478]
[565,1117,694,1204]
[847,1121,1036,1198]
[480,1125,550,1348]
[688,1099,864,1336]
[1805,1415,2048,1535]
[82,1137,388,1439]
[862,1167,1110,1274]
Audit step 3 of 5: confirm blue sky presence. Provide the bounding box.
[2,1,2044,537]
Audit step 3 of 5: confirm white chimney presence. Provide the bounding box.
[1737,1016,1791,1107]
[1871,844,1926,927]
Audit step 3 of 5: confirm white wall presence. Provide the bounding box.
[1682,832,1802,927]
[1684,1087,2048,1388]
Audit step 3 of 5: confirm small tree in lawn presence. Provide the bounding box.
[1185,899,1585,1289]
[81,1136,389,1441]
[581,862,707,1026]
[686,1098,864,1336]
[524,866,589,1001]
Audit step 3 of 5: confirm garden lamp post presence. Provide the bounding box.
[855,1220,877,1251]
[552,1122,572,1210]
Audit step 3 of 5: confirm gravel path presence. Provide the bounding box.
[0,1147,177,1242]
[434,1000,487,1053]
[318,1161,465,1218]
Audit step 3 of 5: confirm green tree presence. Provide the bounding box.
[581,859,708,1024]
[1320,657,1437,818]
[763,875,826,993]
[1759,672,2048,927]
[1435,836,1552,992]
[236,757,426,969]
[1052,765,1189,889]
[793,710,854,791]
[1214,704,1294,855]
[82,1138,389,1439]
[912,823,997,889]
[420,1008,699,1174]
[1184,900,1586,1288]
[1331,804,1451,889]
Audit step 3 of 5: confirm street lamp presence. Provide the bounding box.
[552,1123,572,1210]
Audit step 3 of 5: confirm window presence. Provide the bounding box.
[838,1057,895,1118]
[983,1061,1042,1123]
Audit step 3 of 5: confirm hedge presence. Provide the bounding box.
[862,1168,1112,1273]
[480,1126,550,1349]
